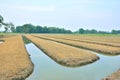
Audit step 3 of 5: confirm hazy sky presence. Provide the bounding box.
[0,0,120,31]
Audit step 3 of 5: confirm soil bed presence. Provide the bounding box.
[32,35,120,55]
[0,35,33,80]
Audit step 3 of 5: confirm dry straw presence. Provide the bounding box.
[25,35,99,67]
[0,35,33,80]
[33,34,120,55]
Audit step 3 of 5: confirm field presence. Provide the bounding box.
[0,33,120,80]
[38,34,120,47]
[0,35,33,80]
[32,34,120,55]
[25,35,99,67]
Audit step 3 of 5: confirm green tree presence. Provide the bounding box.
[35,26,42,33]
[0,15,5,28]
[112,29,120,34]
[16,26,22,33]
[15,24,72,33]
[42,26,48,33]
[10,23,15,32]
[0,15,4,24]
[90,29,97,34]
[79,28,85,34]
[0,15,14,33]
[4,26,8,33]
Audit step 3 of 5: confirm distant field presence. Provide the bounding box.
[1,33,120,80]
[32,34,120,55]
[36,34,120,43]
[70,33,120,37]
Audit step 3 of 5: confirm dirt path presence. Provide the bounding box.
[0,35,33,80]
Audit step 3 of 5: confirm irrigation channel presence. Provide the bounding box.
[24,38,120,80]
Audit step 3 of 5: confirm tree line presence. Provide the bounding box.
[15,25,120,34]
[77,28,120,34]
[15,24,72,33]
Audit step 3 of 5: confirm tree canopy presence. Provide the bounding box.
[79,28,85,34]
[0,15,4,27]
[15,24,72,34]
[0,15,15,33]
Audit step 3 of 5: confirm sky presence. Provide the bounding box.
[0,0,120,31]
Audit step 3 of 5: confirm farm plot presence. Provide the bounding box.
[25,35,99,67]
[39,34,120,43]
[34,34,120,47]
[0,35,33,80]
[32,34,120,55]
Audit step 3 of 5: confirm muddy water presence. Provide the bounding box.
[25,43,120,80]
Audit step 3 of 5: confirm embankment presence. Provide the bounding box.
[103,69,120,80]
[0,35,33,80]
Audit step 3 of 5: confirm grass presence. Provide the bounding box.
[0,33,5,37]
[32,34,120,55]
[0,35,33,80]
[25,35,99,67]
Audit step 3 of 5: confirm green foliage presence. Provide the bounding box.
[0,15,15,33]
[10,26,16,32]
[0,15,4,28]
[79,28,85,34]
[78,28,111,34]
[22,36,31,44]
[0,15,4,23]
[9,23,15,32]
[16,24,35,33]
[4,26,8,33]
[111,30,120,34]
[15,24,72,34]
